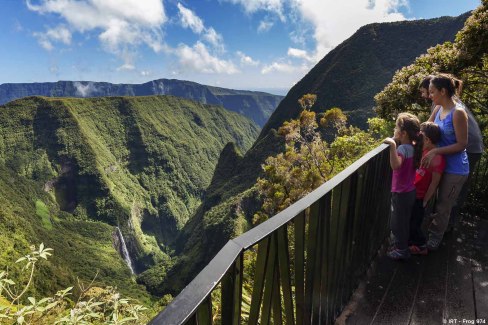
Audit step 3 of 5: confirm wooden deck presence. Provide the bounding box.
[339,214,488,325]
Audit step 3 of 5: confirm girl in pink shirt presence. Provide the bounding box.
[384,113,422,260]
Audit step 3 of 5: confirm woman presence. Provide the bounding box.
[421,74,469,250]
[419,75,484,230]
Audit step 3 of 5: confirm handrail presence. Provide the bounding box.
[150,143,391,325]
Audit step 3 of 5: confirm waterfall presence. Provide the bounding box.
[115,227,135,274]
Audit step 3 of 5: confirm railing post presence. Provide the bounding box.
[196,296,212,325]
[259,235,277,324]
[277,225,294,325]
[294,211,306,325]
[248,238,270,325]
[221,254,243,325]
[305,202,320,324]
[319,193,332,323]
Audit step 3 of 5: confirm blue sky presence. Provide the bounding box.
[0,0,481,95]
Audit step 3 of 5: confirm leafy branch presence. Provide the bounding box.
[0,244,148,325]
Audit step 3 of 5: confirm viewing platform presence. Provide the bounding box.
[342,214,488,325]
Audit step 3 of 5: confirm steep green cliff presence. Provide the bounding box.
[0,95,259,297]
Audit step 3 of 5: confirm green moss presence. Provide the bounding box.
[35,199,52,230]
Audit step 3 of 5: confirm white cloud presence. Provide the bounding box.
[258,19,274,33]
[237,51,259,66]
[173,4,234,75]
[203,27,223,48]
[26,0,166,29]
[34,25,72,51]
[175,42,239,74]
[254,0,406,86]
[223,0,286,21]
[261,60,308,74]
[177,2,204,33]
[177,3,224,50]
[27,0,166,67]
[226,0,406,65]
[140,70,151,77]
[292,0,407,61]
[74,81,96,97]
[287,47,315,63]
[117,63,136,71]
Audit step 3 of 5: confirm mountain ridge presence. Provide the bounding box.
[0,78,284,127]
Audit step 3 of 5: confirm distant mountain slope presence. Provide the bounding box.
[0,79,283,127]
[261,13,469,135]
[0,95,259,293]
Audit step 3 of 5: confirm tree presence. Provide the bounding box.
[254,95,388,223]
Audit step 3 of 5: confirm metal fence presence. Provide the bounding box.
[150,144,392,325]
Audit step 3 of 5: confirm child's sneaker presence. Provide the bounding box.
[427,232,443,251]
[409,244,428,255]
[426,238,441,250]
[387,247,411,260]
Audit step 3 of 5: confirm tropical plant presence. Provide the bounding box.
[0,244,148,325]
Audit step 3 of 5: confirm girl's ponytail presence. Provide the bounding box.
[413,132,423,169]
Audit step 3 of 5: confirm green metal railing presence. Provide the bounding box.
[150,144,392,325]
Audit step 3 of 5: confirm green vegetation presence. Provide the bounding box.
[0,244,149,324]
[254,94,390,223]
[0,163,150,304]
[35,200,52,230]
[0,95,259,301]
